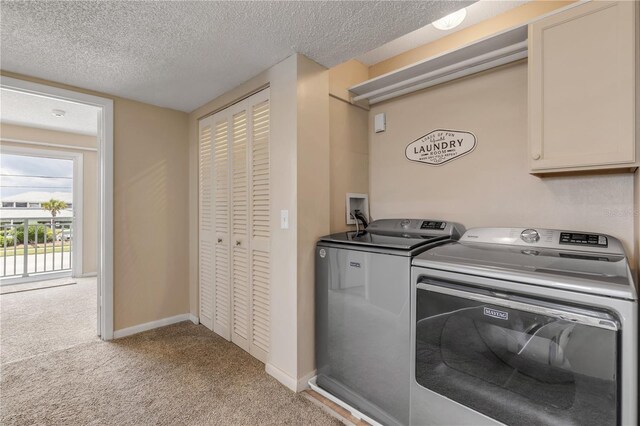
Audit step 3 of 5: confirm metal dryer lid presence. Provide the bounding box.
[412,227,637,300]
[318,218,464,252]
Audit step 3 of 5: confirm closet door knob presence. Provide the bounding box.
[532,153,541,160]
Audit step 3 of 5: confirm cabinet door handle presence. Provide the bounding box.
[532,153,541,160]
[236,240,241,246]
[217,238,223,243]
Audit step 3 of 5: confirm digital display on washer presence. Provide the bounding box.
[421,221,446,230]
[559,232,607,247]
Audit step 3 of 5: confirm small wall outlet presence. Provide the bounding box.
[280,210,289,229]
[374,113,386,133]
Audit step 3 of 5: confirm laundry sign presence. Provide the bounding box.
[405,129,477,166]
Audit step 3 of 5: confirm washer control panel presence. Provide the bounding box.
[559,232,608,248]
[520,229,540,243]
[420,221,447,230]
[460,227,624,255]
[366,219,464,239]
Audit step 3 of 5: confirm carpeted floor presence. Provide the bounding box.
[1,277,98,364]
[0,282,339,425]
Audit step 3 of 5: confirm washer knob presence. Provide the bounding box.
[520,229,540,243]
[400,219,411,229]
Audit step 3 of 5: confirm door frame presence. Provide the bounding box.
[0,145,84,278]
[1,76,115,340]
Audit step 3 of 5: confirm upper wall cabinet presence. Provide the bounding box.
[528,1,637,174]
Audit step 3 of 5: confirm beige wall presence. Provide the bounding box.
[1,71,191,332]
[188,54,330,390]
[328,60,370,233]
[368,61,636,264]
[369,0,576,78]
[1,123,98,275]
[296,56,330,378]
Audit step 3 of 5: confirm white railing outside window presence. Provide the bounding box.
[0,217,73,280]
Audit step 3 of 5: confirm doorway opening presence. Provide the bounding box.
[0,76,114,356]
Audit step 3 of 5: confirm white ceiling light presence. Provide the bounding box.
[51,109,66,117]
[433,8,467,31]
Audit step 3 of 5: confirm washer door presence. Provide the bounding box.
[415,278,619,426]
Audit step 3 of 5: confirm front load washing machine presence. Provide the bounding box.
[316,219,464,426]
[410,227,637,426]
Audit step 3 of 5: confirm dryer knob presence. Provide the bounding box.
[521,229,540,243]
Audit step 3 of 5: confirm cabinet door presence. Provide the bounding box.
[529,1,636,172]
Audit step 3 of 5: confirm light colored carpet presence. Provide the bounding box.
[0,277,98,364]
[1,321,340,425]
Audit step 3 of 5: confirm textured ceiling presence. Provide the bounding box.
[1,88,99,135]
[1,1,472,112]
[357,0,530,65]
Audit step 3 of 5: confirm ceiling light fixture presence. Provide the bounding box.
[52,109,66,117]
[433,8,467,31]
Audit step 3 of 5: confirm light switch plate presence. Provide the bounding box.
[280,210,289,229]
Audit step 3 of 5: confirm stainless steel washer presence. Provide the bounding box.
[316,219,464,426]
[410,227,638,426]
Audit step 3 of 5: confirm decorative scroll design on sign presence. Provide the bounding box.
[405,129,477,166]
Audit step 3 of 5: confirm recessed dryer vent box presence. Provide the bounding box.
[346,193,369,225]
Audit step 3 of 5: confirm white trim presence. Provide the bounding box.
[266,363,298,392]
[1,138,98,152]
[1,76,114,341]
[113,314,193,339]
[189,314,199,324]
[308,377,383,426]
[264,364,316,392]
[296,369,317,391]
[72,152,83,277]
[0,145,84,278]
[80,272,97,278]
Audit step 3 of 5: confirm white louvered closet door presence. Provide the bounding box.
[212,111,232,340]
[248,89,271,363]
[198,116,214,330]
[198,88,270,362]
[230,103,250,351]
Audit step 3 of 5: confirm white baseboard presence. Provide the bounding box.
[265,363,317,392]
[189,314,199,324]
[266,363,297,392]
[113,313,192,339]
[79,272,97,278]
[297,369,317,391]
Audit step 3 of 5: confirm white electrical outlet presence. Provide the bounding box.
[374,113,386,133]
[280,210,289,229]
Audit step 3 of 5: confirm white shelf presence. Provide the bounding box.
[349,25,528,105]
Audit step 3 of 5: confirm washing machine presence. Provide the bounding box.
[410,227,638,426]
[315,219,465,426]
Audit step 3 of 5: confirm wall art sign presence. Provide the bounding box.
[405,129,477,166]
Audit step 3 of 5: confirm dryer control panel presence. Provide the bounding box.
[460,227,624,255]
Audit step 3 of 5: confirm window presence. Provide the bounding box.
[66,203,72,209]
[2,202,14,208]
[15,202,27,208]
[28,203,40,208]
